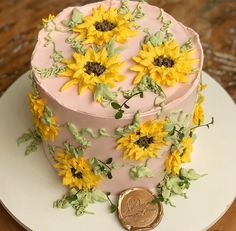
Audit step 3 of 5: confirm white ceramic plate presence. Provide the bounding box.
[0,72,235,231]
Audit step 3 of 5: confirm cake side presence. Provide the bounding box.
[30,0,203,194]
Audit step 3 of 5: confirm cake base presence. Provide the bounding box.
[0,71,236,231]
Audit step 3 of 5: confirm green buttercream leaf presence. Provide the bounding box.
[72,8,84,24]
[118,0,130,15]
[180,38,193,52]
[111,102,121,109]
[131,2,145,22]
[106,158,113,164]
[106,36,126,56]
[91,188,108,202]
[98,128,110,137]
[122,75,165,99]
[33,64,66,78]
[162,186,171,200]
[62,19,70,26]
[115,111,141,136]
[17,129,42,155]
[94,84,117,105]
[64,142,84,157]
[65,123,91,148]
[115,110,123,119]
[155,168,206,207]
[54,188,107,216]
[50,50,64,63]
[129,164,154,180]
[113,46,126,55]
[89,158,110,176]
[110,204,118,213]
[17,132,32,146]
[180,168,206,180]
[144,31,164,46]
[66,37,87,54]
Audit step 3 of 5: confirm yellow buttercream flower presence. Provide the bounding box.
[181,137,193,163]
[193,81,207,125]
[59,47,125,94]
[29,93,44,119]
[117,120,168,162]
[73,5,138,45]
[130,40,197,86]
[165,136,193,175]
[165,150,182,175]
[28,93,58,141]
[54,152,103,190]
[193,102,204,126]
[42,14,55,27]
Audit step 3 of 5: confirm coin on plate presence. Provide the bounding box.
[117,187,163,231]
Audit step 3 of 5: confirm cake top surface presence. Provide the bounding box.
[32,0,203,119]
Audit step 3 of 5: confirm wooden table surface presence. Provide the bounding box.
[0,0,235,230]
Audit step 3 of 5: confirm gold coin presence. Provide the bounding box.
[117,187,163,231]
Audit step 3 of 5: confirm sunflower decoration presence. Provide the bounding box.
[130,40,197,86]
[59,47,125,94]
[54,152,103,190]
[165,136,193,175]
[117,119,168,162]
[28,93,58,141]
[73,5,138,45]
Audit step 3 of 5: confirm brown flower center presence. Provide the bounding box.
[95,20,116,32]
[135,136,154,149]
[71,167,83,179]
[153,56,174,68]
[84,61,106,76]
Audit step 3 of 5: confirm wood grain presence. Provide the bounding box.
[0,0,235,230]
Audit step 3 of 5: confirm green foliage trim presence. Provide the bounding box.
[54,188,107,216]
[122,75,166,99]
[111,75,165,119]
[65,123,91,148]
[66,36,87,55]
[62,8,84,30]
[129,164,154,180]
[118,0,130,15]
[94,84,118,106]
[17,129,42,155]
[28,70,40,99]
[153,168,206,206]
[106,36,126,57]
[64,142,84,157]
[65,123,112,150]
[143,29,164,47]
[115,111,141,136]
[180,38,193,52]
[89,157,113,179]
[33,64,66,79]
[131,1,145,22]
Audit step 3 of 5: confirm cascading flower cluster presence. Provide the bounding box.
[193,82,207,125]
[28,93,58,141]
[165,136,193,175]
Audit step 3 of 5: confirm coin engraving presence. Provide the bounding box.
[118,187,163,231]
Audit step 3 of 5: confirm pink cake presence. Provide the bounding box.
[29,0,203,195]
[17,1,211,218]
